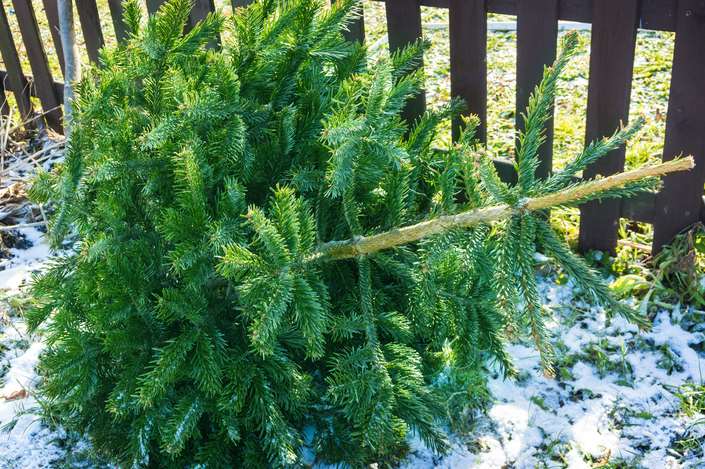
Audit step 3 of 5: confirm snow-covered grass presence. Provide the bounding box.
[400,271,705,468]
[0,227,87,468]
[1,228,704,467]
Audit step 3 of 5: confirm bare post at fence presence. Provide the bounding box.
[58,0,81,135]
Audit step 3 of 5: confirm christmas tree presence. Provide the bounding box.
[28,0,691,466]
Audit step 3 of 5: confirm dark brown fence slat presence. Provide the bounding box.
[385,0,426,124]
[0,3,33,121]
[107,0,127,42]
[653,0,705,252]
[146,0,167,15]
[577,0,639,253]
[76,0,105,63]
[331,0,365,43]
[190,0,215,23]
[449,0,487,142]
[12,0,63,132]
[516,0,557,178]
[41,0,65,75]
[188,0,218,48]
[639,0,678,31]
[347,9,365,44]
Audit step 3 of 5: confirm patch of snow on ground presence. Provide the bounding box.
[0,227,70,469]
[401,275,705,468]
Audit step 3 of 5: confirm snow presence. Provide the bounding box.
[400,276,705,468]
[1,230,704,467]
[0,227,70,469]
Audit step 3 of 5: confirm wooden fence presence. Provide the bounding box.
[0,0,704,254]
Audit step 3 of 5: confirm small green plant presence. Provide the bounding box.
[653,223,705,308]
[26,0,689,466]
[579,338,634,386]
[673,381,705,417]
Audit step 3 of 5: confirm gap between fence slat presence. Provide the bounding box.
[653,0,705,252]
[385,0,426,124]
[516,0,557,179]
[577,0,639,254]
[449,0,487,142]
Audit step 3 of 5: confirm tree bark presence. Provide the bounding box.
[58,0,81,137]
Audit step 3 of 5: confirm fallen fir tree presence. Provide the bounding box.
[27,0,693,466]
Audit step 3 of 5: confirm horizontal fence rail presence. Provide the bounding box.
[0,0,703,254]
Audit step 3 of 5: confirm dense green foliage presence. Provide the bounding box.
[28,0,658,466]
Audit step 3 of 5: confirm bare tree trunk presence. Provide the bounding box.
[58,0,81,137]
[314,157,695,261]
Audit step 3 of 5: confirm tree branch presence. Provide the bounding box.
[58,0,81,136]
[313,157,695,261]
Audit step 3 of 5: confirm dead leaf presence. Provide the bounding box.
[3,388,28,401]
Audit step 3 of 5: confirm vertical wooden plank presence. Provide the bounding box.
[146,0,167,15]
[42,0,66,75]
[346,8,365,44]
[385,0,426,124]
[13,1,64,131]
[188,0,218,48]
[76,0,105,63]
[331,0,365,43]
[0,3,33,121]
[231,0,254,8]
[107,0,127,42]
[449,0,487,142]
[516,0,557,178]
[190,0,215,26]
[578,0,639,253]
[653,0,705,251]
